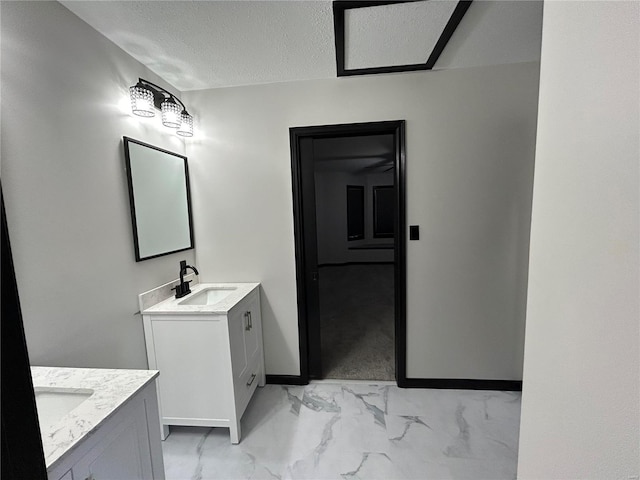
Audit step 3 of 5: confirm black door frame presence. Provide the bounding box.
[1,186,48,479]
[289,120,407,385]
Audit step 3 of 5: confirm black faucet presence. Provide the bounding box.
[172,260,199,299]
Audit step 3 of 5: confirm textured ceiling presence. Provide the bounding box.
[59,0,543,92]
[59,0,335,91]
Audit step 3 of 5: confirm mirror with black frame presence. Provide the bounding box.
[123,137,194,261]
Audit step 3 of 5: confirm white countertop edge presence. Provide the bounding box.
[141,282,260,315]
[31,366,159,470]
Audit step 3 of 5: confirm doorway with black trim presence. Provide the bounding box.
[290,120,407,383]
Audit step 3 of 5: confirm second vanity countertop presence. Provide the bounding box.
[141,282,260,315]
[32,366,159,471]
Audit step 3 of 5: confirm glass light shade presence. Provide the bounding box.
[177,113,194,137]
[161,99,181,128]
[130,85,155,117]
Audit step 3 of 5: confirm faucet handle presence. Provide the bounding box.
[171,281,189,291]
[172,281,192,299]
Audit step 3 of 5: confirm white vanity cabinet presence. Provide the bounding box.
[44,378,165,480]
[142,284,265,444]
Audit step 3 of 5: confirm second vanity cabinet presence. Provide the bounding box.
[55,391,159,480]
[142,284,265,444]
[32,367,165,480]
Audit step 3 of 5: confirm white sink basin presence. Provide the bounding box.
[34,387,94,431]
[179,287,237,306]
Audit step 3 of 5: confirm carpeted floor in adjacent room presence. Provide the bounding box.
[319,263,395,381]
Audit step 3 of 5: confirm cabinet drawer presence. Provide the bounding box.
[235,358,261,417]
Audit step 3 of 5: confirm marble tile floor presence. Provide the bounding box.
[162,382,521,479]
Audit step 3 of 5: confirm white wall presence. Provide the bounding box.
[315,171,394,265]
[518,3,639,478]
[1,1,195,369]
[185,61,539,377]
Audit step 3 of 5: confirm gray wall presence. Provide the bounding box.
[2,1,540,380]
[315,171,394,265]
[518,2,639,478]
[1,1,195,369]
[185,61,540,377]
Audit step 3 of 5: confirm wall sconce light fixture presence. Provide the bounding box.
[130,78,193,137]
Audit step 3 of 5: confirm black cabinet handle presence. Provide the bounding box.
[247,373,256,386]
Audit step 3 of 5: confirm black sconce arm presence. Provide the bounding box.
[135,78,188,114]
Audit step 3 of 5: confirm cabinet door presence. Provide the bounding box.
[243,293,261,366]
[229,307,249,381]
[152,317,232,421]
[55,470,73,480]
[73,400,153,480]
[229,291,261,382]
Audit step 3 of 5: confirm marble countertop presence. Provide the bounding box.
[32,366,159,471]
[141,282,260,315]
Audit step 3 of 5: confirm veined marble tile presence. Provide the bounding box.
[340,384,389,418]
[162,383,521,480]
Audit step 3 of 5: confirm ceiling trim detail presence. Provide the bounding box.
[333,0,473,77]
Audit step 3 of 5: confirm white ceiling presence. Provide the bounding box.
[59,0,543,92]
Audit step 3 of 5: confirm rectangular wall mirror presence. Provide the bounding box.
[123,137,194,261]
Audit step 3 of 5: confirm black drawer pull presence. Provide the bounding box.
[247,373,256,386]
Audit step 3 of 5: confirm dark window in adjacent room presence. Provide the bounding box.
[346,185,365,241]
[373,186,395,238]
